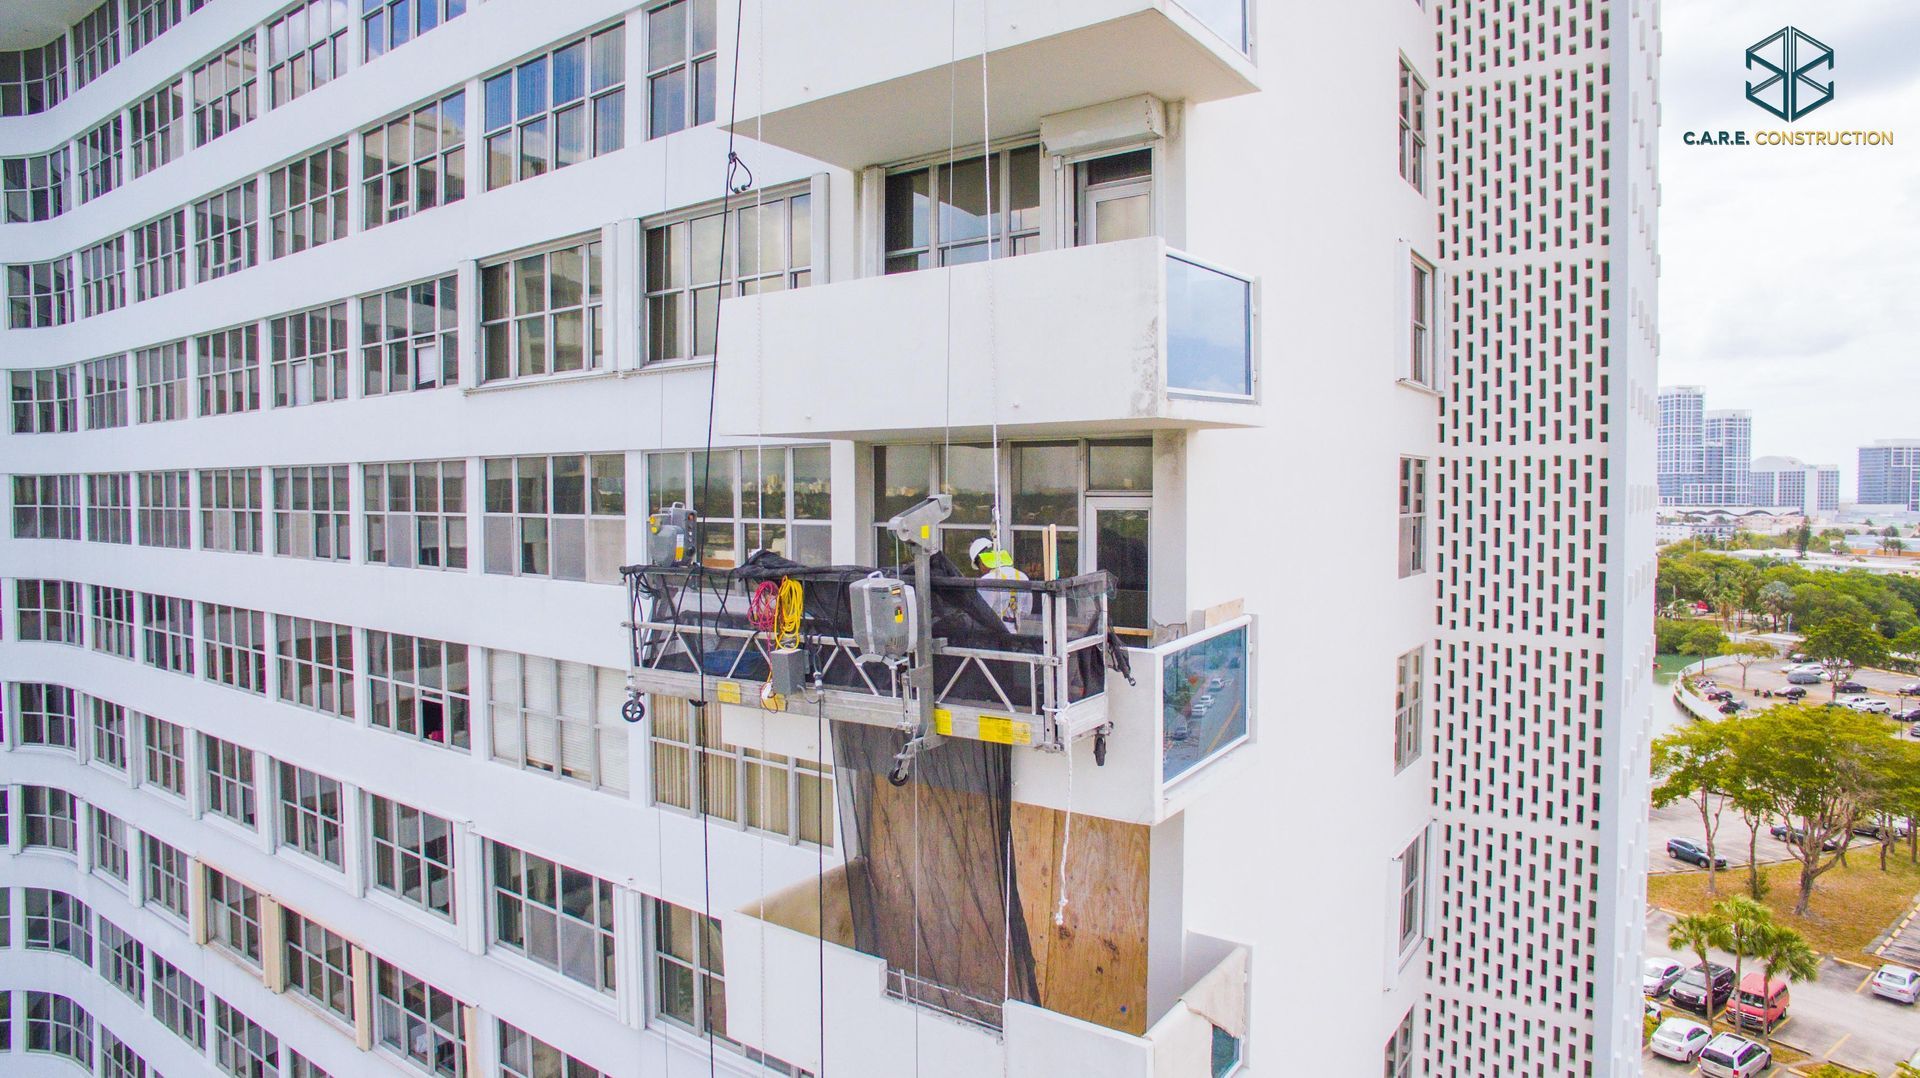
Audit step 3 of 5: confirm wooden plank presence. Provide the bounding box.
[1011,804,1151,1035]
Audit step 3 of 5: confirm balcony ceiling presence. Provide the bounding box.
[0,1,96,50]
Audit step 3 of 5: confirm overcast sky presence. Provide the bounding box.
[1660,0,1920,496]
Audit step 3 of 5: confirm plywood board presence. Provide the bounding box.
[1012,802,1151,1035]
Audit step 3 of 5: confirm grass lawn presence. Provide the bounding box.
[1648,852,1920,965]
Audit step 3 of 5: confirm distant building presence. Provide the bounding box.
[1677,409,1753,505]
[1859,440,1920,510]
[1750,455,1841,516]
[1657,386,1705,504]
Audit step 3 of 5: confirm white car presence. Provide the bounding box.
[1843,697,1892,715]
[1194,694,1215,711]
[1872,964,1920,1004]
[1648,1017,1711,1063]
[1787,664,1826,677]
[1698,1032,1771,1078]
[1643,958,1685,997]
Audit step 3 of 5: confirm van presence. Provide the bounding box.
[1727,973,1789,1032]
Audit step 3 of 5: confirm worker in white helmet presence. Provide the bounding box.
[969,536,1032,629]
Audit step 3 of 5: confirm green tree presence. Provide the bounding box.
[1751,923,1819,1045]
[1803,617,1891,699]
[1720,639,1776,690]
[1652,722,1735,892]
[1667,912,1732,1017]
[1793,522,1813,556]
[1712,895,1772,1023]
[1893,627,1920,660]
[1759,581,1795,631]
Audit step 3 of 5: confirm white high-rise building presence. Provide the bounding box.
[1750,456,1841,517]
[1859,439,1920,511]
[1657,385,1704,504]
[0,1,1657,1076]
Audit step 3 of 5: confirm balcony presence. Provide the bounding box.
[720,0,1256,169]
[714,237,1259,441]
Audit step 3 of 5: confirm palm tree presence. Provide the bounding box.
[1751,924,1819,1047]
[1667,912,1731,1019]
[1713,897,1772,1029]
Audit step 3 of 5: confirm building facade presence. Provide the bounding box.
[0,2,1657,1077]
[1657,385,1704,504]
[1859,440,1920,511]
[1750,455,1840,517]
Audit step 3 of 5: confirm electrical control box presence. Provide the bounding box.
[768,647,808,696]
[851,574,914,662]
[647,503,696,566]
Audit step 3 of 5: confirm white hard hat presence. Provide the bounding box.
[968,537,994,565]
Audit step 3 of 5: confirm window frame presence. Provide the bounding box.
[364,458,468,569]
[358,274,459,395]
[481,25,627,190]
[1394,647,1424,774]
[192,36,259,146]
[9,365,76,433]
[13,473,82,539]
[641,186,815,365]
[487,650,630,795]
[485,839,619,994]
[366,629,472,749]
[202,733,260,828]
[477,235,607,384]
[1397,456,1427,578]
[1398,58,1427,193]
[363,90,468,228]
[480,452,625,581]
[644,0,715,140]
[367,795,457,920]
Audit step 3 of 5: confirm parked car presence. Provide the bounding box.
[1897,707,1920,723]
[1777,686,1808,700]
[1871,964,1920,1004]
[1207,676,1224,691]
[1666,838,1727,870]
[1787,663,1825,676]
[1698,1032,1772,1078]
[1787,671,1824,685]
[1727,973,1790,1032]
[1769,822,1841,851]
[1644,958,1686,997]
[1668,962,1735,1015]
[1844,697,1893,715]
[1705,689,1735,702]
[1837,680,1870,694]
[1194,694,1215,711]
[1648,1017,1712,1063]
[1854,818,1913,840]
[1900,683,1920,696]
[1719,701,1746,714]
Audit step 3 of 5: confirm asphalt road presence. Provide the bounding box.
[1646,792,1881,877]
[1645,908,1920,1074]
[1695,660,1920,716]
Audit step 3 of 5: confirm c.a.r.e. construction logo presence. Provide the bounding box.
[1682,25,1895,148]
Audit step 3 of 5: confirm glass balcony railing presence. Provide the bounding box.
[1166,252,1255,399]
[1174,0,1251,55]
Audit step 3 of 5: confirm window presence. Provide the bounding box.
[91,696,130,767]
[214,997,279,1077]
[487,841,617,992]
[3,150,66,221]
[145,835,192,921]
[84,355,129,428]
[16,683,78,749]
[267,0,348,106]
[193,38,259,145]
[23,786,78,852]
[483,27,625,189]
[79,236,127,316]
[1398,59,1427,192]
[72,0,121,87]
[197,325,262,415]
[7,258,73,327]
[194,180,258,280]
[13,474,82,538]
[102,1029,151,1078]
[646,0,714,138]
[202,603,268,693]
[130,82,185,176]
[884,146,1043,272]
[17,580,83,644]
[649,698,834,845]
[269,143,349,257]
[0,992,9,1049]
[652,897,726,1036]
[481,454,625,581]
[367,631,471,748]
[372,958,467,1076]
[643,190,813,363]
[488,652,629,794]
[368,795,456,919]
[478,238,605,382]
[98,918,147,1002]
[25,888,91,962]
[25,992,92,1066]
[271,303,350,406]
[359,275,458,394]
[1074,148,1153,245]
[289,1049,334,1078]
[0,40,67,116]
[144,716,189,798]
[1384,1008,1414,1078]
[364,91,466,227]
[277,617,354,717]
[1397,457,1427,577]
[284,907,353,1022]
[133,209,188,300]
[1396,833,1425,955]
[135,342,190,422]
[137,471,192,547]
[129,0,194,52]
[206,869,263,965]
[499,1021,601,1078]
[204,735,259,826]
[1394,648,1424,773]
[277,762,344,865]
[93,808,131,883]
[645,447,835,566]
[365,459,467,568]
[151,953,206,1045]
[77,116,124,201]
[1408,255,1436,386]
[88,474,134,544]
[364,0,466,61]
[200,468,265,552]
[273,465,351,557]
[10,366,76,433]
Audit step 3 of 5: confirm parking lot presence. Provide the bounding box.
[1644,909,1920,1074]
[1693,660,1920,720]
